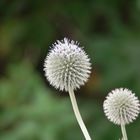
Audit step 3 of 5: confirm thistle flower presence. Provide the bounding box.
[103,88,140,140]
[44,38,92,140]
[44,38,91,92]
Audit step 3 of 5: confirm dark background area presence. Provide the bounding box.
[0,0,140,140]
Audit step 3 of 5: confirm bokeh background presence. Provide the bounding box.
[0,0,140,140]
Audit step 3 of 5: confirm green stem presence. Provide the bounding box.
[121,124,128,140]
[68,87,92,140]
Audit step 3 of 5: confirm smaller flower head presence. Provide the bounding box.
[44,38,91,91]
[103,88,140,125]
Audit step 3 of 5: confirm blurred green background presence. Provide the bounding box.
[0,0,140,140]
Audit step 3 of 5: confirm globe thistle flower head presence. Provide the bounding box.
[44,38,91,92]
[103,88,140,125]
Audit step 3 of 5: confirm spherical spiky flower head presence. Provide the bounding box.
[44,38,91,92]
[103,88,140,125]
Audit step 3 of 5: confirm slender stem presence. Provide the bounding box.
[121,124,128,140]
[68,87,92,140]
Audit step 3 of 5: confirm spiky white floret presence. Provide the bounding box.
[44,38,91,91]
[103,88,140,125]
